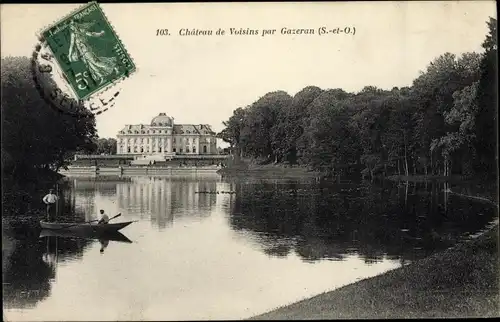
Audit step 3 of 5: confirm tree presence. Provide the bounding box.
[411,52,481,175]
[272,86,323,164]
[240,91,292,161]
[299,90,361,176]
[380,95,414,176]
[217,107,247,158]
[1,56,97,174]
[434,18,497,176]
[94,138,117,155]
[474,17,497,174]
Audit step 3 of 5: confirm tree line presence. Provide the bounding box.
[1,56,116,177]
[93,138,117,155]
[218,18,497,180]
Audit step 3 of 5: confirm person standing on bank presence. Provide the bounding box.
[42,189,59,221]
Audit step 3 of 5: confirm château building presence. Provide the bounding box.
[116,113,218,159]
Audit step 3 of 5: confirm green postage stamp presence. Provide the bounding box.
[40,2,136,101]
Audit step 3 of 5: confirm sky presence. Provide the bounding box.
[1,1,496,139]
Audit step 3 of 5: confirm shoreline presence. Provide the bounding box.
[58,165,222,176]
[386,174,466,182]
[217,164,321,179]
[250,218,499,319]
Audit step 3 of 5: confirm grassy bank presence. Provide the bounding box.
[251,223,499,319]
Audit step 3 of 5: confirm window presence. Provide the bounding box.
[141,147,144,153]
[180,148,183,153]
[127,147,131,153]
[152,130,155,134]
[186,147,190,153]
[187,130,190,134]
[203,146,207,153]
[193,147,196,153]
[159,147,162,152]
[152,123,156,126]
[173,148,176,152]
[159,123,162,126]
[134,147,138,153]
[173,138,176,143]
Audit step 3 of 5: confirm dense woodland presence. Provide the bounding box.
[219,18,497,180]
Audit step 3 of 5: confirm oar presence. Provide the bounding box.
[88,213,121,229]
[52,213,122,230]
[89,213,122,233]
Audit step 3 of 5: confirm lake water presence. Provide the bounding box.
[3,174,497,321]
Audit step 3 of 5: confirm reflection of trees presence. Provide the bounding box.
[2,229,92,309]
[230,180,497,263]
[3,180,94,310]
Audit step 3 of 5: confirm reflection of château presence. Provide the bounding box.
[116,177,218,230]
[116,113,218,159]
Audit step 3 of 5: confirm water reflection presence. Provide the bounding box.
[229,180,497,264]
[39,229,133,244]
[116,177,218,229]
[67,176,220,230]
[2,175,497,320]
[3,231,92,309]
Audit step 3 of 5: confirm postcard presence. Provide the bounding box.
[2,1,498,321]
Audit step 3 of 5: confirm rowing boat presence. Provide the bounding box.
[39,229,133,243]
[39,221,133,233]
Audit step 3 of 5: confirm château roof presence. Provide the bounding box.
[172,124,215,135]
[150,113,173,126]
[118,118,216,136]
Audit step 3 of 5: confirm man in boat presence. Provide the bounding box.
[42,189,59,221]
[97,209,109,224]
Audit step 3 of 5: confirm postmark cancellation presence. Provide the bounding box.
[33,2,136,115]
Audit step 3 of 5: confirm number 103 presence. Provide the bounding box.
[156,29,170,36]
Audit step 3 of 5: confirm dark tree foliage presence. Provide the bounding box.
[92,138,117,155]
[1,56,98,175]
[474,17,498,175]
[220,18,497,179]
